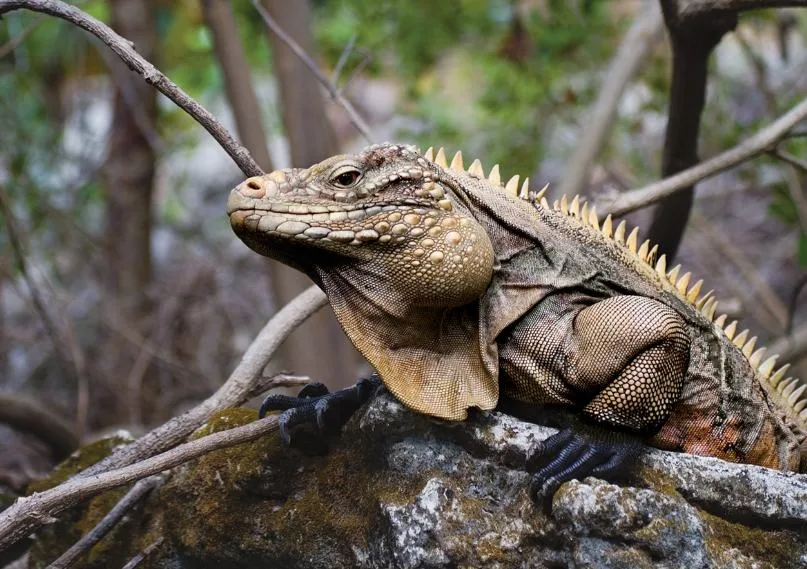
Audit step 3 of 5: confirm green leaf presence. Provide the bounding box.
[799,233,807,267]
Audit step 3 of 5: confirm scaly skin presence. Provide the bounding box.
[227,143,807,473]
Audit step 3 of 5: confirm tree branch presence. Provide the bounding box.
[559,1,664,198]
[0,0,263,177]
[249,0,373,143]
[646,0,737,261]
[44,475,165,569]
[0,415,280,552]
[767,322,807,364]
[120,537,163,569]
[602,95,807,216]
[671,0,807,20]
[771,148,807,174]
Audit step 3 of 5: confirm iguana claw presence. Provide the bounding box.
[527,426,641,512]
[259,375,382,450]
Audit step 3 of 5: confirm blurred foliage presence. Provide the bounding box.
[315,0,625,177]
[0,0,805,432]
[1,1,805,265]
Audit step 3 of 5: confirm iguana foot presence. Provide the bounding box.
[259,375,381,450]
[527,426,642,512]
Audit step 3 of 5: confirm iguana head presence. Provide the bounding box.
[227,143,499,420]
[227,143,495,307]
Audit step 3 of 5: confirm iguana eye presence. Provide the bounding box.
[330,167,362,188]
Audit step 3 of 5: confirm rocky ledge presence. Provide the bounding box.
[25,392,807,569]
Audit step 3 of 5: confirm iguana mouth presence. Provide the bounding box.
[227,172,447,244]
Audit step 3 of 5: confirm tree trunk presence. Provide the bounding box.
[648,1,737,261]
[201,0,273,172]
[262,0,339,165]
[101,0,158,423]
[261,0,363,387]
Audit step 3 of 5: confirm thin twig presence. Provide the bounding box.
[782,129,807,140]
[0,14,41,59]
[247,373,310,400]
[120,537,164,569]
[331,33,356,86]
[771,148,807,174]
[45,475,165,569]
[558,1,664,198]
[0,0,262,177]
[0,415,280,552]
[337,51,372,97]
[602,95,807,216]
[250,0,373,142]
[0,185,74,372]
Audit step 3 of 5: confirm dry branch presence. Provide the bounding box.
[120,537,163,569]
[0,415,280,552]
[250,0,373,142]
[559,1,664,199]
[44,475,165,569]
[602,95,807,216]
[0,0,263,177]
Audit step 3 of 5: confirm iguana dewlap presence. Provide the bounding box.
[227,143,807,473]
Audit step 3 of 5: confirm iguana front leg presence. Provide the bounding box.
[259,376,382,451]
[500,294,690,504]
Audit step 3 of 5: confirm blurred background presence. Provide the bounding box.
[0,0,805,490]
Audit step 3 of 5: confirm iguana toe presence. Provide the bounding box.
[528,426,642,512]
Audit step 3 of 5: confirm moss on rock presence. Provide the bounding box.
[161,407,424,569]
[28,434,141,569]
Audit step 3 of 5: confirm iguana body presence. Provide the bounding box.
[228,143,807,474]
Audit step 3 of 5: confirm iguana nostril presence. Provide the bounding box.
[241,176,266,198]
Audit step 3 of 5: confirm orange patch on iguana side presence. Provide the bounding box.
[652,404,797,470]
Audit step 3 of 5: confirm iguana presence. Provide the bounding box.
[227,142,807,501]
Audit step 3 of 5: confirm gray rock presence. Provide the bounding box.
[29,394,807,569]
